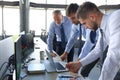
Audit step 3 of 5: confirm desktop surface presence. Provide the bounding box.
[15,37,81,80]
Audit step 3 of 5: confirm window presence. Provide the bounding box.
[0,7,2,35]
[30,0,46,4]
[3,0,19,1]
[29,8,45,35]
[66,0,84,5]
[85,0,106,6]
[29,8,65,35]
[4,7,20,35]
[106,0,120,5]
[47,0,66,4]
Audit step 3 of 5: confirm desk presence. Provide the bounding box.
[21,37,81,80]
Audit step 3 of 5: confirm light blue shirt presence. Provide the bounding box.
[65,23,99,59]
[65,23,86,53]
[47,16,72,53]
[79,29,99,59]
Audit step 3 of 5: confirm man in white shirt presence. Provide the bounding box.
[66,2,120,80]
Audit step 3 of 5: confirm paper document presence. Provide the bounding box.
[56,74,84,80]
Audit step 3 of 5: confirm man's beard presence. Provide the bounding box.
[91,21,98,31]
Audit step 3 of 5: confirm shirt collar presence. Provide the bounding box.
[100,14,109,30]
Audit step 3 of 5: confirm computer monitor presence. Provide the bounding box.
[14,36,22,80]
[21,33,34,61]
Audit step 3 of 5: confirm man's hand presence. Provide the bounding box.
[50,52,57,57]
[66,60,82,73]
[60,52,67,61]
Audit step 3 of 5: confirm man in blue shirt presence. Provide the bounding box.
[60,3,99,78]
[47,10,74,62]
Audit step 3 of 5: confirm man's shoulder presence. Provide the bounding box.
[50,21,56,27]
[63,16,72,23]
[108,9,120,20]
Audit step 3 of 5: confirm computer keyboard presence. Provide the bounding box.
[55,62,66,70]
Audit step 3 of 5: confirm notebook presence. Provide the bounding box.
[44,49,67,72]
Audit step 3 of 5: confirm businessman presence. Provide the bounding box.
[47,10,74,62]
[66,2,120,80]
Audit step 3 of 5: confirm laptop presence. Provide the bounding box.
[27,63,45,74]
[44,49,67,72]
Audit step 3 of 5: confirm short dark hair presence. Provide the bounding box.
[66,3,79,17]
[77,2,100,19]
[53,10,62,15]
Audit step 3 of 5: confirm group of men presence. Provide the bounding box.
[47,1,120,80]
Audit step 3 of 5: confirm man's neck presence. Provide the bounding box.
[97,12,104,28]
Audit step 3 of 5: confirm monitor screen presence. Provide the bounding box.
[14,36,22,80]
[21,33,34,61]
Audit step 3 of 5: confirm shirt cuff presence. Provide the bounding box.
[64,48,70,54]
[80,58,88,66]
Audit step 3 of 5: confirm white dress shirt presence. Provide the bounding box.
[80,9,120,80]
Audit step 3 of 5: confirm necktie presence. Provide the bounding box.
[100,29,108,66]
[60,24,66,48]
[78,23,82,54]
[99,29,104,67]
[79,23,82,41]
[90,31,96,43]
[100,29,103,52]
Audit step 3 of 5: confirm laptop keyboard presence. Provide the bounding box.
[55,62,66,70]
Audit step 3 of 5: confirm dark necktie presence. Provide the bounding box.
[100,29,103,52]
[78,23,83,54]
[99,29,109,68]
[90,31,96,43]
[79,23,82,41]
[60,24,66,48]
[99,29,104,67]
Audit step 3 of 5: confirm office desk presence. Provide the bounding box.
[21,37,81,80]
[23,70,73,80]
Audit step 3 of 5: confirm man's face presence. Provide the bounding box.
[53,13,62,25]
[68,13,79,25]
[79,15,98,31]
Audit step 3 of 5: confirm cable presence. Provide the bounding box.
[0,55,15,80]
[0,62,8,71]
[0,63,9,80]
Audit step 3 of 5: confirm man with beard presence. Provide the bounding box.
[66,2,120,80]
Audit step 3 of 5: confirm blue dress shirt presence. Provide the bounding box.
[65,23,86,53]
[79,29,99,59]
[47,16,72,53]
[65,23,99,59]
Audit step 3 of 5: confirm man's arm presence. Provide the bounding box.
[47,23,54,53]
[61,25,79,61]
[66,29,103,73]
[80,29,102,66]
[79,29,98,59]
[65,25,78,53]
[66,60,82,73]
